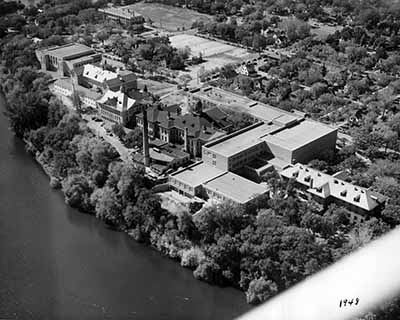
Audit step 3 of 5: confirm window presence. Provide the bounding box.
[213,154,216,159]
[212,160,216,166]
[340,190,347,197]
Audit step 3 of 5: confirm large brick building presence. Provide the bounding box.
[136,107,226,157]
[280,164,387,221]
[35,43,101,77]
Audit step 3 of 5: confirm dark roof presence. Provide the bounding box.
[137,107,224,141]
[204,107,227,121]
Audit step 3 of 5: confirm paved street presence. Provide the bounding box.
[82,114,134,163]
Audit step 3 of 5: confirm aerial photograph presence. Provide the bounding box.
[0,0,400,319]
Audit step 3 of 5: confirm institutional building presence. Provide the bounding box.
[79,64,137,93]
[35,43,102,77]
[99,6,145,31]
[168,93,338,205]
[280,164,387,221]
[97,88,144,125]
[136,106,226,157]
[169,162,269,204]
[202,119,337,175]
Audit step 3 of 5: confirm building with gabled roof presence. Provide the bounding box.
[79,64,137,93]
[280,163,387,219]
[97,87,143,125]
[136,106,226,157]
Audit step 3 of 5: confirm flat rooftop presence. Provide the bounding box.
[263,120,337,151]
[206,123,280,157]
[170,162,224,187]
[45,43,94,59]
[204,172,269,204]
[193,86,304,123]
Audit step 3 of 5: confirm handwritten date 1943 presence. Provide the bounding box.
[339,298,360,308]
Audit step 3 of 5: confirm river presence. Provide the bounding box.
[0,94,250,319]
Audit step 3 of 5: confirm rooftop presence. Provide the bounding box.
[99,6,143,20]
[203,172,269,204]
[97,89,137,112]
[137,106,226,141]
[280,164,386,211]
[192,86,304,124]
[170,162,225,188]
[44,43,94,60]
[206,122,280,157]
[83,64,117,83]
[263,120,337,151]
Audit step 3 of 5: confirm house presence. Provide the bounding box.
[236,63,258,77]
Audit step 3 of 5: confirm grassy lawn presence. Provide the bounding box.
[125,2,213,31]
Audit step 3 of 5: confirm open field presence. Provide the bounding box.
[124,2,213,31]
[170,34,254,60]
[169,34,258,83]
[138,78,177,96]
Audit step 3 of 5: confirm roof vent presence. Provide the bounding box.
[354,195,360,202]
[340,190,347,197]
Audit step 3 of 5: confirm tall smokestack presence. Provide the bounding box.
[184,127,189,153]
[142,105,150,167]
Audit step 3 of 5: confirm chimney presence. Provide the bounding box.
[184,127,189,153]
[142,105,150,167]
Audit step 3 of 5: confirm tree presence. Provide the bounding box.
[246,277,278,305]
[181,247,205,268]
[91,187,124,227]
[95,29,110,44]
[112,123,126,139]
[123,127,143,149]
[62,174,93,212]
[193,258,221,283]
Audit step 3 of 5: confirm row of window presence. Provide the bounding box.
[101,109,122,123]
[170,179,194,193]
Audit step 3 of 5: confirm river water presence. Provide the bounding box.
[0,94,250,319]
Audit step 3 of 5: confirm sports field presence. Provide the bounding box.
[125,3,213,31]
[169,34,258,83]
[170,34,253,60]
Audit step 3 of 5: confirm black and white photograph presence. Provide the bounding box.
[0,0,399,319]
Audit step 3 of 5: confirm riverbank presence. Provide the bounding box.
[0,91,251,319]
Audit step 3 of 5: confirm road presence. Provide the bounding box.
[82,115,134,163]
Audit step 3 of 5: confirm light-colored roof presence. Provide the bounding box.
[203,172,269,204]
[206,122,280,157]
[192,86,304,124]
[83,64,117,83]
[280,163,384,211]
[44,43,94,59]
[263,120,337,151]
[97,89,136,112]
[170,162,225,188]
[99,7,142,20]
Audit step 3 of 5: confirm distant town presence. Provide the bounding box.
[1,0,400,317]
